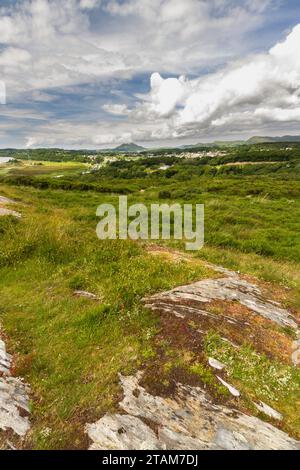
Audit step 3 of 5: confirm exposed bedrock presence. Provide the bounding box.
[86,373,300,450]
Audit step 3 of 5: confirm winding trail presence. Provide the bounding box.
[0,196,21,218]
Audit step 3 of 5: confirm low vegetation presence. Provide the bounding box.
[0,142,299,448]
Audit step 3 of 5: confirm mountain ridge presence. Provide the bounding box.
[2,136,300,153]
[113,143,145,152]
[179,135,300,149]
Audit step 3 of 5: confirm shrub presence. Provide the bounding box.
[158,190,171,199]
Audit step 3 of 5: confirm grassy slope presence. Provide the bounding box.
[0,155,300,448]
[0,185,213,448]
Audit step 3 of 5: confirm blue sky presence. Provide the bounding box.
[0,0,300,148]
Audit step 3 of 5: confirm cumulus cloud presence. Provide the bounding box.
[149,73,186,117]
[23,117,161,148]
[0,0,299,147]
[0,0,278,99]
[135,23,300,139]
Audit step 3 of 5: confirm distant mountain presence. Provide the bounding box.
[247,136,274,144]
[2,136,300,155]
[212,140,245,147]
[181,136,300,149]
[113,143,145,152]
[247,135,300,144]
[180,140,245,149]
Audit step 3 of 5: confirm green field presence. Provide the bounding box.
[0,159,87,177]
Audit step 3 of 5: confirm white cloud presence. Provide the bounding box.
[149,73,186,117]
[0,0,278,99]
[1,0,299,147]
[134,23,300,139]
[102,103,130,116]
[79,0,102,9]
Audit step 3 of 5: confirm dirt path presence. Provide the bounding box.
[0,195,21,218]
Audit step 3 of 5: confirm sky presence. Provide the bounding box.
[0,0,300,149]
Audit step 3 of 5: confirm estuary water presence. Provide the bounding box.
[0,157,13,164]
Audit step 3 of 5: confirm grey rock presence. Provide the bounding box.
[217,376,240,397]
[144,276,298,331]
[208,357,226,371]
[86,373,300,450]
[214,428,251,450]
[86,414,163,450]
[0,378,30,436]
[0,338,30,437]
[74,290,99,301]
[255,402,283,421]
[0,340,12,376]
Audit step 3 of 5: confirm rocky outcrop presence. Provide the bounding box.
[85,253,300,451]
[0,378,31,437]
[86,413,160,450]
[0,339,30,438]
[144,275,298,331]
[0,340,11,376]
[85,373,300,450]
